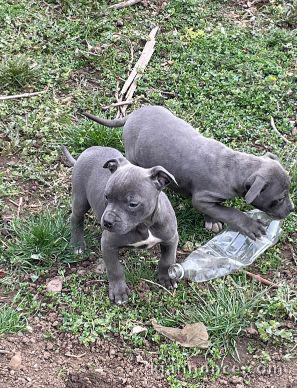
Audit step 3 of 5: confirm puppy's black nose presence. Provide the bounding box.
[103,220,113,229]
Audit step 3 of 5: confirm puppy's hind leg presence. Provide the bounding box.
[70,195,90,254]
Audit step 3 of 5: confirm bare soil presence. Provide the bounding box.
[0,317,168,388]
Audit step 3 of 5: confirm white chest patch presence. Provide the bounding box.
[128,230,162,249]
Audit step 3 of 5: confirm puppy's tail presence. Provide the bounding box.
[80,110,128,128]
[61,145,76,166]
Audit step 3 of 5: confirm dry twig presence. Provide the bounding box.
[270,117,290,144]
[65,352,86,358]
[116,26,159,116]
[17,197,23,218]
[244,270,278,288]
[140,278,174,296]
[0,90,46,101]
[109,0,142,10]
[0,349,11,355]
[8,199,19,207]
[102,99,133,111]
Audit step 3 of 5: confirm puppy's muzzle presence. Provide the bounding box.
[102,212,116,231]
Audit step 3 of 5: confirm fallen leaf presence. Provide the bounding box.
[0,269,6,278]
[182,241,194,252]
[131,325,147,335]
[245,326,258,335]
[151,319,209,348]
[9,351,22,370]
[46,276,63,293]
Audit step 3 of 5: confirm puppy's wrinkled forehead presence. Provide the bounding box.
[271,164,290,189]
[106,165,151,196]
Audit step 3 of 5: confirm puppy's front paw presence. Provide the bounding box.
[71,239,86,255]
[159,274,179,290]
[205,219,223,233]
[109,280,130,305]
[239,218,266,241]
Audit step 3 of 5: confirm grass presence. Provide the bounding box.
[175,280,268,357]
[0,0,296,386]
[0,305,26,335]
[2,210,85,271]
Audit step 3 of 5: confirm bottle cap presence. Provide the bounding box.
[168,263,184,280]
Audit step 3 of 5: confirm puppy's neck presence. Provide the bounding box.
[143,194,161,227]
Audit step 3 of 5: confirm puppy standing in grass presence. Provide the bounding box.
[62,145,179,304]
[83,106,294,240]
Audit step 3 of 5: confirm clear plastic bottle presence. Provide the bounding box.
[168,210,282,282]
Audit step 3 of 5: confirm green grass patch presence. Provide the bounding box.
[3,210,79,271]
[0,304,26,335]
[0,56,39,93]
[172,279,267,357]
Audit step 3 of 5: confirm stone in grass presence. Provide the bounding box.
[9,351,22,370]
[46,276,63,293]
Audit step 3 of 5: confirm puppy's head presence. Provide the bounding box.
[101,157,176,234]
[244,153,294,219]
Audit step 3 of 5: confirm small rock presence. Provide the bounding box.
[246,326,258,335]
[46,343,54,350]
[9,351,22,370]
[46,276,63,293]
[116,19,124,27]
[131,325,147,335]
[230,376,243,385]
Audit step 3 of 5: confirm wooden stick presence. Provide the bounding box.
[270,117,290,144]
[0,349,11,355]
[65,352,86,358]
[0,90,46,101]
[118,26,158,116]
[102,99,133,110]
[244,270,278,288]
[140,278,174,296]
[17,197,23,218]
[120,26,158,97]
[109,0,142,10]
[8,199,19,207]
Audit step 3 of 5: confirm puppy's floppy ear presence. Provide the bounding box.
[103,157,129,173]
[264,152,279,161]
[149,166,178,191]
[244,174,267,204]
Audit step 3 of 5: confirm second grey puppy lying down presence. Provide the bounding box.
[62,145,179,304]
[82,106,294,240]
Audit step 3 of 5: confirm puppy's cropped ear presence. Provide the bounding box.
[244,174,267,204]
[264,152,279,161]
[103,157,129,173]
[150,166,178,191]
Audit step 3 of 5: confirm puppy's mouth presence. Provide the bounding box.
[101,221,132,235]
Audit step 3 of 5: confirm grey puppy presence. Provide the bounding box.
[62,145,179,304]
[82,106,294,240]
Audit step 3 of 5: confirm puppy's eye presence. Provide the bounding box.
[129,202,139,208]
[270,198,284,207]
[270,200,278,208]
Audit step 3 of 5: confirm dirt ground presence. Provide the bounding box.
[0,317,168,388]
[0,289,296,388]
